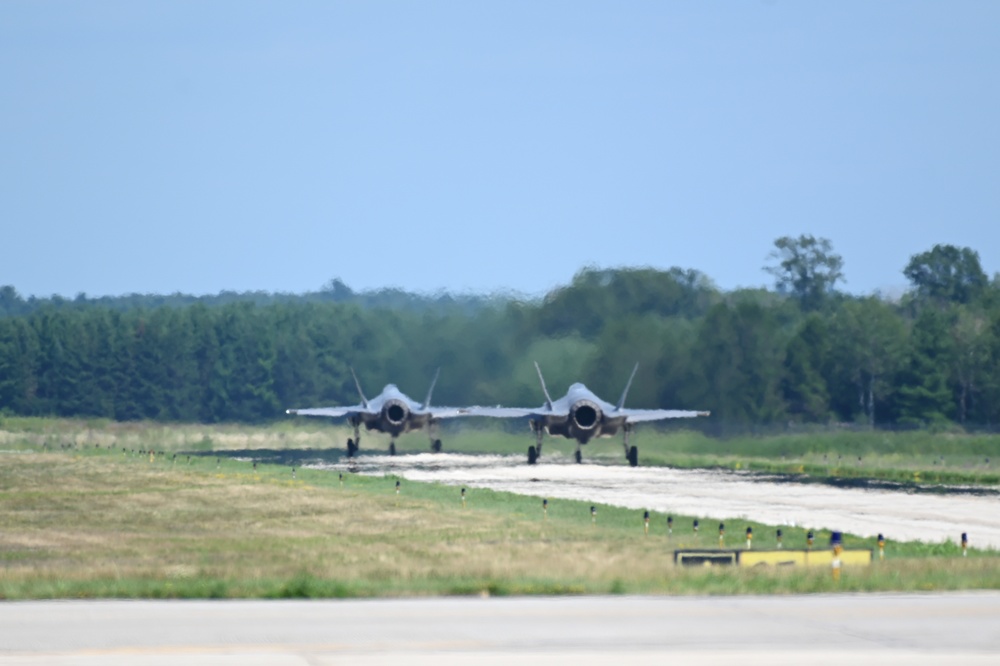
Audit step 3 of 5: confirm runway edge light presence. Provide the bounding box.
[831,531,843,582]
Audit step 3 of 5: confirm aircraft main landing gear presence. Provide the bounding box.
[527,420,544,465]
[428,421,442,453]
[623,424,638,467]
[389,442,397,456]
[348,419,361,457]
[575,448,583,464]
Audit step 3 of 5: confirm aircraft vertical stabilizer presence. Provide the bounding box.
[533,361,555,411]
[615,363,640,411]
[350,367,369,409]
[422,367,441,410]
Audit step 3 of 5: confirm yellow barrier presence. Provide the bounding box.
[742,548,871,567]
[675,549,872,568]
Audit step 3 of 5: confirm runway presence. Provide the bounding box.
[318,452,1000,548]
[1,594,998,665]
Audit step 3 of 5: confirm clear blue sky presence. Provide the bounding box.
[2,2,998,299]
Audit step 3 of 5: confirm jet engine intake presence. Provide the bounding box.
[571,400,601,430]
[384,400,409,426]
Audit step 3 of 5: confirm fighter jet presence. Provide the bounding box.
[469,362,709,466]
[286,368,467,456]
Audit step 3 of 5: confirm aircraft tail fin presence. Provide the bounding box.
[615,362,640,411]
[533,361,555,411]
[350,367,369,409]
[423,367,441,409]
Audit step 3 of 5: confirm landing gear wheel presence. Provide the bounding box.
[574,450,582,464]
[432,439,442,453]
[347,439,358,457]
[527,446,538,465]
[389,442,397,456]
[627,446,638,468]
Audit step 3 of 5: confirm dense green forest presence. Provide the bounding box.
[2,238,1000,432]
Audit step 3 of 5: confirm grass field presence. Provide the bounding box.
[1,418,998,599]
[447,426,1000,486]
[3,416,997,486]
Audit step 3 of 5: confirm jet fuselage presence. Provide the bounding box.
[355,384,435,438]
[535,382,627,445]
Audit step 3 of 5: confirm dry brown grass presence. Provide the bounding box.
[0,449,674,594]
[0,418,351,453]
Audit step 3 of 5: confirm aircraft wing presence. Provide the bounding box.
[413,407,471,419]
[285,406,374,418]
[617,409,710,423]
[465,406,567,418]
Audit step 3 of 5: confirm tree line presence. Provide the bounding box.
[2,239,1000,431]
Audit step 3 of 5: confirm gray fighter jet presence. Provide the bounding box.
[286,368,467,456]
[469,362,709,466]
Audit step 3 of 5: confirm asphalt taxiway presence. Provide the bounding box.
[1,594,998,665]
[318,452,1000,548]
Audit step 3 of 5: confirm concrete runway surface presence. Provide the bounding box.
[321,452,1000,548]
[1,594,999,665]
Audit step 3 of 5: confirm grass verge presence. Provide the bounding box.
[3,417,998,487]
[1,428,998,599]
